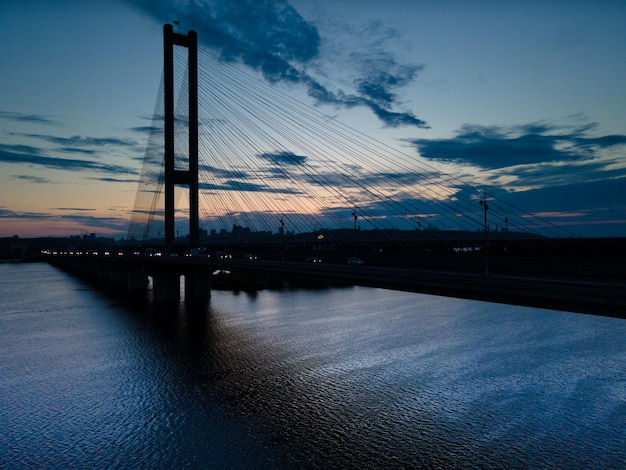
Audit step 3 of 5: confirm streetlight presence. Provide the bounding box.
[352,211,358,254]
[280,218,285,262]
[479,196,489,277]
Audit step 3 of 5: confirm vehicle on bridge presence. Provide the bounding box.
[187,247,210,258]
[305,256,322,263]
[348,257,366,266]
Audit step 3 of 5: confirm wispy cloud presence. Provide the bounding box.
[352,55,422,109]
[0,144,137,175]
[88,176,142,183]
[13,132,136,149]
[127,0,427,128]
[199,179,303,195]
[0,111,62,126]
[0,207,50,219]
[200,163,249,179]
[53,207,96,211]
[0,206,130,234]
[258,151,306,165]
[129,125,162,134]
[11,174,51,184]
[57,147,98,155]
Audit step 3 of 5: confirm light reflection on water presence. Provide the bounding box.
[1,263,625,468]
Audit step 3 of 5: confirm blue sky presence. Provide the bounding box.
[1,0,625,238]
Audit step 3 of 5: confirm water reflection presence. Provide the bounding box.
[137,285,626,468]
[2,264,625,469]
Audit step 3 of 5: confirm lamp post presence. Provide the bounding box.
[352,211,358,254]
[479,197,489,277]
[280,218,285,262]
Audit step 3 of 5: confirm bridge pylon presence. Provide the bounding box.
[163,23,199,249]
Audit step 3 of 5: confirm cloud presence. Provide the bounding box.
[367,103,427,128]
[503,161,626,188]
[0,206,130,235]
[199,179,303,194]
[1,143,44,156]
[351,47,425,117]
[498,177,626,237]
[57,147,98,155]
[258,151,306,165]
[6,132,140,161]
[53,207,95,211]
[413,123,571,168]
[502,177,626,214]
[127,0,427,128]
[199,163,249,179]
[0,207,50,219]
[129,0,319,78]
[15,133,136,148]
[411,122,626,170]
[129,126,163,134]
[88,176,142,183]
[0,111,62,126]
[11,174,51,184]
[0,144,137,175]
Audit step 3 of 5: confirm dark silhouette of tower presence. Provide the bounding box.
[163,23,198,248]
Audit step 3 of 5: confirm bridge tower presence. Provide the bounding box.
[163,23,199,249]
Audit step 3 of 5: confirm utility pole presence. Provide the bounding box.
[280,218,285,262]
[352,211,358,254]
[479,194,489,277]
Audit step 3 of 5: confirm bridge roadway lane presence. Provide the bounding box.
[146,256,626,318]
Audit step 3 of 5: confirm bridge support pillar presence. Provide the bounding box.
[163,23,199,249]
[82,259,98,279]
[97,263,110,283]
[127,267,148,294]
[151,273,181,302]
[110,265,127,290]
[184,273,211,302]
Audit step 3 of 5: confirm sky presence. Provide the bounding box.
[1,0,625,239]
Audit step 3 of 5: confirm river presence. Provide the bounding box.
[1,262,624,468]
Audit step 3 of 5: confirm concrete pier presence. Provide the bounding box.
[110,265,128,290]
[151,272,181,302]
[184,273,211,301]
[127,266,149,294]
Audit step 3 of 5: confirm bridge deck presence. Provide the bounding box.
[47,254,626,319]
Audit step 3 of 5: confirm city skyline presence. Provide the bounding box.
[1,0,625,238]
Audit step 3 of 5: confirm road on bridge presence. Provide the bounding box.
[144,255,626,318]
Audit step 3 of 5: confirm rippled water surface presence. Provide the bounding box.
[1,263,625,468]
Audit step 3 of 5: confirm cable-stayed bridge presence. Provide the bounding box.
[48,25,626,317]
[127,25,575,247]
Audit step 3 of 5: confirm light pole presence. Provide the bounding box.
[352,211,358,254]
[280,218,285,262]
[479,196,489,277]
